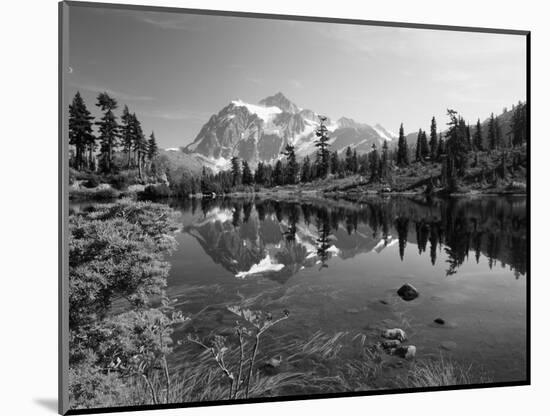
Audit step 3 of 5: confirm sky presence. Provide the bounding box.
[65,4,527,149]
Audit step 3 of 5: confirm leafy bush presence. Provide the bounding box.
[69,200,181,408]
[141,184,172,200]
[83,176,101,188]
[93,188,120,200]
[108,170,140,191]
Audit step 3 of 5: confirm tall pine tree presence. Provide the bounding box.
[397,123,409,166]
[429,116,438,160]
[95,92,119,172]
[473,119,483,151]
[282,144,299,184]
[69,92,94,170]
[314,116,331,178]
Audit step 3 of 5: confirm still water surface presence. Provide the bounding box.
[163,195,527,387]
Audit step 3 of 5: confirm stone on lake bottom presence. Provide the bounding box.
[392,345,417,360]
[381,339,401,349]
[382,328,407,341]
[440,341,457,351]
[397,283,419,301]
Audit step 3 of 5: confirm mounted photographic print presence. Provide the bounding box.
[59,1,530,414]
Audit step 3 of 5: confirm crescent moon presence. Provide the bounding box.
[68,66,73,74]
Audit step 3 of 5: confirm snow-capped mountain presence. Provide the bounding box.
[183,92,396,169]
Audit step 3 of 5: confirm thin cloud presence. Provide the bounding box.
[143,108,211,121]
[70,83,154,102]
[135,12,199,30]
[289,79,304,89]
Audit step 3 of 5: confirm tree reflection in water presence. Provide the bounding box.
[177,196,527,280]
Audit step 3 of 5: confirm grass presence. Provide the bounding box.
[400,355,491,388]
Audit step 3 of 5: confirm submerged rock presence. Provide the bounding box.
[397,283,419,301]
[440,341,457,351]
[392,345,417,360]
[265,355,283,368]
[434,318,445,325]
[382,328,407,341]
[381,339,401,349]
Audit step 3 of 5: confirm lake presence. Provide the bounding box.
[161,195,527,391]
[71,194,527,393]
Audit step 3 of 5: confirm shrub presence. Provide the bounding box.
[108,172,137,191]
[141,184,172,200]
[94,188,119,199]
[83,176,101,188]
[69,168,78,185]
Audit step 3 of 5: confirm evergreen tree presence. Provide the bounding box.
[282,144,299,184]
[120,105,134,168]
[147,131,159,161]
[242,160,253,185]
[421,130,429,159]
[488,112,497,150]
[69,92,94,170]
[473,118,483,151]
[397,123,409,166]
[95,92,119,172]
[429,116,438,160]
[358,154,369,177]
[369,143,380,181]
[200,167,212,194]
[380,140,389,180]
[510,102,527,147]
[445,109,469,177]
[254,162,266,185]
[301,156,312,183]
[329,151,340,175]
[345,146,354,174]
[352,149,358,173]
[437,133,445,159]
[314,116,331,178]
[132,114,147,180]
[415,129,424,162]
[494,117,502,148]
[231,156,241,186]
[273,160,284,185]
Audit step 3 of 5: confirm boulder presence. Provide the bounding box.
[382,328,407,341]
[397,283,419,301]
[392,345,416,360]
[381,339,401,349]
[434,318,445,325]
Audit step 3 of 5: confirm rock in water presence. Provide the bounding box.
[381,339,401,349]
[392,345,417,360]
[382,328,407,341]
[265,355,283,368]
[440,341,457,351]
[397,284,419,301]
[434,318,445,325]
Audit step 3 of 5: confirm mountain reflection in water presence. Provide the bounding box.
[174,196,527,283]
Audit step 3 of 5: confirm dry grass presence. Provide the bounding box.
[400,355,491,388]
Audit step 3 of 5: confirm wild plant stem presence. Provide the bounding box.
[142,374,158,405]
[245,333,260,399]
[162,355,171,404]
[234,329,245,400]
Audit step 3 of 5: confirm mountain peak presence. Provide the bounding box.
[259,92,299,114]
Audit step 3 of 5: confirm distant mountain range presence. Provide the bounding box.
[160,92,521,174]
[179,92,396,170]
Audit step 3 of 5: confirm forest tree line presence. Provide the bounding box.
[69,91,160,180]
[69,91,528,197]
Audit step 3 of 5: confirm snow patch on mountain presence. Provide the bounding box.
[373,125,394,142]
[231,99,282,122]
